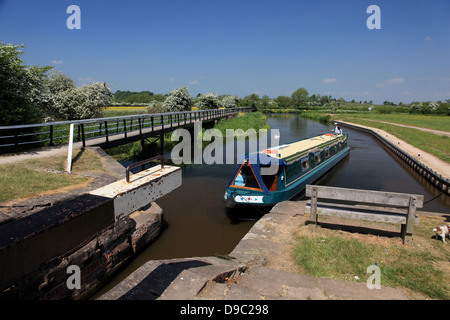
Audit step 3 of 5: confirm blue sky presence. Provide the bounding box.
[1,0,449,104]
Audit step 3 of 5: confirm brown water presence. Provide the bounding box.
[94,114,449,296]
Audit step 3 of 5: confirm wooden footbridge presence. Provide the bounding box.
[0,107,253,152]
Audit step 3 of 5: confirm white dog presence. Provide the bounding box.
[433,225,450,243]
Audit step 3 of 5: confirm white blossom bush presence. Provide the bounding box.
[162,86,193,112]
[51,81,113,120]
[147,100,164,113]
[197,92,220,110]
[220,95,240,109]
[0,43,51,125]
[46,70,75,94]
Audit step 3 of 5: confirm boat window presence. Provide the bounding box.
[301,156,309,171]
[233,169,246,186]
[325,147,330,158]
[262,172,278,191]
[314,151,321,164]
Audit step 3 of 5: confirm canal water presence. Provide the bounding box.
[94,114,449,296]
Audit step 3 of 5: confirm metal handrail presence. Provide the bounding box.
[125,155,164,183]
[0,107,252,151]
[0,107,250,130]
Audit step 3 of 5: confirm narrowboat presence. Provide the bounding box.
[224,132,350,207]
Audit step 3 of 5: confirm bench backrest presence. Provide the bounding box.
[305,185,424,208]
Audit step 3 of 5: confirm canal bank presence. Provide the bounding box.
[97,201,411,300]
[91,114,450,299]
[1,115,449,299]
[337,120,450,194]
[95,116,450,301]
[0,147,181,299]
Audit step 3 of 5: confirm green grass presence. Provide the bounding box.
[337,118,450,163]
[0,148,104,203]
[381,249,448,300]
[0,164,88,202]
[102,107,148,118]
[293,111,450,163]
[341,113,450,132]
[299,112,333,124]
[292,215,450,300]
[214,111,271,136]
[293,235,376,281]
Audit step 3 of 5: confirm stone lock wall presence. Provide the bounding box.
[0,203,163,300]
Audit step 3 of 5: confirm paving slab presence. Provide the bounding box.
[98,256,246,300]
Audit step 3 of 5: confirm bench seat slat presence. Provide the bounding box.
[305,185,424,208]
[306,202,407,224]
[305,185,423,244]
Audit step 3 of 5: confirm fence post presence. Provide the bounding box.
[81,124,86,147]
[310,186,318,226]
[49,125,54,146]
[66,123,75,173]
[104,120,109,142]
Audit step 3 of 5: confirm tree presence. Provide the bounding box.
[436,102,450,115]
[220,95,240,109]
[240,94,260,108]
[0,43,51,125]
[196,92,220,110]
[46,70,74,94]
[113,90,155,104]
[162,87,192,112]
[291,88,309,108]
[43,70,113,120]
[50,82,113,120]
[275,96,292,109]
[0,43,115,123]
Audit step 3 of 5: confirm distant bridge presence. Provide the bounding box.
[0,107,253,152]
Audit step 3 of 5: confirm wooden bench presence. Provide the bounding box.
[305,185,424,244]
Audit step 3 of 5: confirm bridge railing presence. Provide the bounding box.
[0,107,252,152]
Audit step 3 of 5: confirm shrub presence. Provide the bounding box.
[162,87,193,112]
[196,92,220,110]
[0,43,51,125]
[220,95,240,109]
[50,82,113,120]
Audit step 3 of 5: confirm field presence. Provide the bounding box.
[289,110,450,164]
[103,106,148,118]
[338,113,450,132]
[333,113,450,163]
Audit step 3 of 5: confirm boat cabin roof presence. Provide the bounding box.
[262,133,343,160]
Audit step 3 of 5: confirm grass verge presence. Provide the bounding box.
[292,215,450,299]
[214,111,271,136]
[0,148,104,203]
[337,118,450,163]
[340,113,450,132]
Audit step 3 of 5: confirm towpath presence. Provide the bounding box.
[356,118,450,137]
[337,120,450,180]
